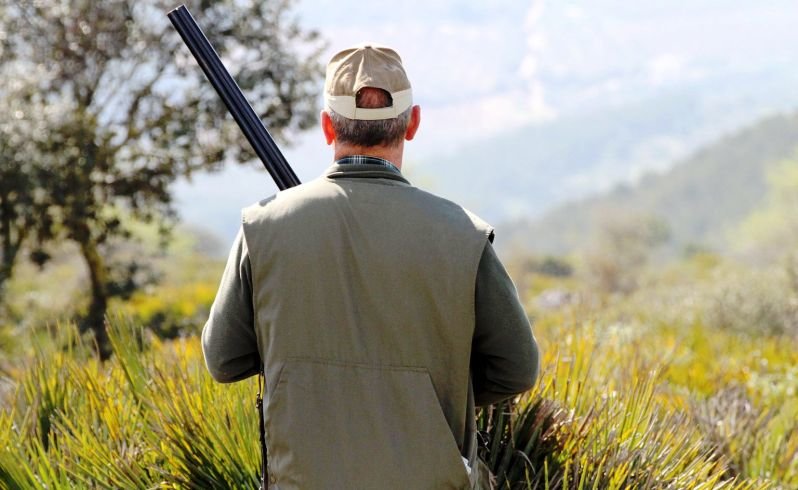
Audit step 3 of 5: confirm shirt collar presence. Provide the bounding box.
[334,155,402,174]
[324,155,410,185]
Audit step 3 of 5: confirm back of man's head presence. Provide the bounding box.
[324,45,413,148]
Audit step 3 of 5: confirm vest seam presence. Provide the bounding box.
[281,356,429,372]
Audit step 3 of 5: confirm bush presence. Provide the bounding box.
[1,301,796,488]
[113,281,216,339]
[704,269,798,337]
[0,320,260,488]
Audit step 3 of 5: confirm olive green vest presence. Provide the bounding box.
[242,164,493,489]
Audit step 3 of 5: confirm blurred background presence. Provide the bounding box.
[1,1,798,487]
[178,0,798,253]
[1,0,797,368]
[1,0,797,363]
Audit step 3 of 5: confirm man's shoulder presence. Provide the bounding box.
[240,175,494,241]
[241,178,334,225]
[405,186,495,241]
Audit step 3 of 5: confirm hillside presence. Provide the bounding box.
[175,70,798,246]
[423,72,798,224]
[500,111,798,255]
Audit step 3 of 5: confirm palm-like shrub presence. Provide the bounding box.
[0,318,796,489]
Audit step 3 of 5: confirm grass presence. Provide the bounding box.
[0,257,797,488]
[0,321,261,489]
[478,319,797,489]
[0,315,794,489]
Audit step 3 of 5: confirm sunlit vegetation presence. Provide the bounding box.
[1,245,796,489]
[1,145,796,487]
[2,0,795,488]
[0,0,324,359]
[481,250,798,489]
[0,321,260,488]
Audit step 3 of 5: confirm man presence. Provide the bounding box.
[202,44,539,489]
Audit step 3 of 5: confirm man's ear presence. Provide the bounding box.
[405,105,421,141]
[321,110,335,145]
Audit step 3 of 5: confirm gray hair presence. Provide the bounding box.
[329,87,411,147]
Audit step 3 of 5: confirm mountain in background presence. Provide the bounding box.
[499,111,798,256]
[173,0,798,248]
[174,66,798,250]
[422,70,798,224]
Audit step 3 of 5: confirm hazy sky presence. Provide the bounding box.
[287,0,797,154]
[175,0,798,243]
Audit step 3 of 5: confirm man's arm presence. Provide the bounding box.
[471,242,540,406]
[201,227,260,383]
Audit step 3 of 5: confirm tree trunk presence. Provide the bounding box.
[0,193,25,301]
[0,247,12,298]
[78,234,112,360]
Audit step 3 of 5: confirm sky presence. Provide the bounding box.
[174,0,798,245]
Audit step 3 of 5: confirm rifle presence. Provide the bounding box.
[167,5,298,488]
[167,5,301,191]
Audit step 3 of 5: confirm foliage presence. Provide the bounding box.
[509,255,574,279]
[704,268,798,337]
[0,68,44,297]
[582,213,669,295]
[108,233,223,338]
[0,223,226,360]
[2,212,798,488]
[690,386,776,481]
[1,285,797,488]
[736,153,798,260]
[0,0,324,357]
[115,280,216,338]
[0,320,261,489]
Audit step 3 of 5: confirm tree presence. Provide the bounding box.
[0,66,44,295]
[0,0,324,358]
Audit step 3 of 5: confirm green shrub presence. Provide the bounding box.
[704,270,798,337]
[1,312,796,489]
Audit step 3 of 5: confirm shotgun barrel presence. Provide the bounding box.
[168,7,291,487]
[167,5,301,191]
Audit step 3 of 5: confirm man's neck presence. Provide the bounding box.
[333,143,403,169]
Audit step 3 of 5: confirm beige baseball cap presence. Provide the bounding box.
[324,44,412,121]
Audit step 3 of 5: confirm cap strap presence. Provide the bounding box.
[325,89,412,120]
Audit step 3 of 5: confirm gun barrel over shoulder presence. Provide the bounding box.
[167,5,301,191]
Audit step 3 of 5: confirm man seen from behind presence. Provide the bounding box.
[202,44,540,490]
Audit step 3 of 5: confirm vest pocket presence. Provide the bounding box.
[266,358,471,490]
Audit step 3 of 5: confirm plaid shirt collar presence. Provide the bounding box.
[334,155,402,175]
[324,155,410,185]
